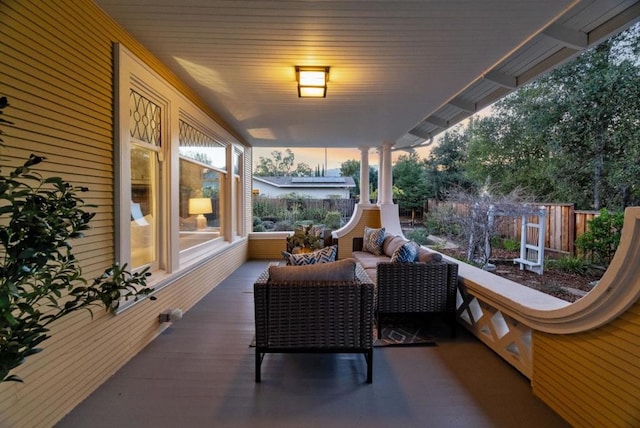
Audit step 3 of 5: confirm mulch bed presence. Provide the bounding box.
[438,247,603,303]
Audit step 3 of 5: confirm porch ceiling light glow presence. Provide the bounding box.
[296,66,329,98]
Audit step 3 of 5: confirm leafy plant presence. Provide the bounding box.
[0,97,153,383]
[404,227,432,246]
[575,209,624,265]
[323,211,342,230]
[546,256,591,275]
[286,224,323,251]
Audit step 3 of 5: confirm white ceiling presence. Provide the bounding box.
[94,0,640,149]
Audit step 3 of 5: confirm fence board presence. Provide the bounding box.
[426,200,598,255]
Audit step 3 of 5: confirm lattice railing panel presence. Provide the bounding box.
[457,286,533,379]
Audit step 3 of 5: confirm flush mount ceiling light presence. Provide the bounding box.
[295,66,330,98]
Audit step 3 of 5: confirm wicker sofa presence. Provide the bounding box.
[352,235,459,338]
[254,259,375,383]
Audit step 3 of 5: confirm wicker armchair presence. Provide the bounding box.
[253,263,375,383]
[352,237,459,338]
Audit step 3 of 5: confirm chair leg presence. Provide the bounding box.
[365,350,373,384]
[255,349,262,383]
[377,313,382,339]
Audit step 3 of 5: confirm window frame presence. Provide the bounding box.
[114,44,246,309]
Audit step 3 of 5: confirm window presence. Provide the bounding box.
[178,119,227,252]
[115,44,246,295]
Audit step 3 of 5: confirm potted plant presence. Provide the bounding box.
[286,223,324,253]
[0,97,153,383]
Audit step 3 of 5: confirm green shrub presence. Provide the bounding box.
[273,220,294,231]
[323,211,342,230]
[303,208,327,223]
[253,223,266,232]
[575,209,624,266]
[253,216,262,226]
[546,256,590,275]
[405,227,431,245]
[492,237,520,251]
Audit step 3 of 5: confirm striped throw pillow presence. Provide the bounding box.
[362,226,386,255]
[390,241,418,263]
[282,245,337,266]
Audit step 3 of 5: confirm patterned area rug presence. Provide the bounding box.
[373,326,436,347]
[250,316,438,348]
[373,317,437,347]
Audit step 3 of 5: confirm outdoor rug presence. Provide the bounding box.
[250,315,437,348]
[373,315,437,347]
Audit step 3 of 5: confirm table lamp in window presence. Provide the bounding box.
[189,197,212,230]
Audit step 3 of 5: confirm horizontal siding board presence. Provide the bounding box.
[0,1,247,426]
[533,298,640,428]
[2,2,113,92]
[0,51,112,120]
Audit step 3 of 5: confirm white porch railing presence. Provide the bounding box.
[449,206,640,379]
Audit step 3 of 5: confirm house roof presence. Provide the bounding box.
[253,176,356,189]
[95,1,640,150]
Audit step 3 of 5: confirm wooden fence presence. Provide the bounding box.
[425,199,599,255]
[253,196,357,221]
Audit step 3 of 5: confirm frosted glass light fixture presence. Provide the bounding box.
[296,66,330,98]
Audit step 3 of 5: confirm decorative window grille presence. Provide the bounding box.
[130,90,161,146]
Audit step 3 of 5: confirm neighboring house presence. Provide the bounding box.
[253,176,356,199]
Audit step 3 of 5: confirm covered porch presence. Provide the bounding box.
[57,260,567,428]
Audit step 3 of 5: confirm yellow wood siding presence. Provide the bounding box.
[248,235,288,259]
[0,1,249,427]
[533,298,640,427]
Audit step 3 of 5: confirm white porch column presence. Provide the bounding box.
[379,142,393,204]
[378,141,403,236]
[359,147,370,205]
[376,147,383,204]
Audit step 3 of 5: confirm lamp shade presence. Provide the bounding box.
[296,66,329,98]
[188,198,212,215]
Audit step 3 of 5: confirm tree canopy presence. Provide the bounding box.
[254,149,313,177]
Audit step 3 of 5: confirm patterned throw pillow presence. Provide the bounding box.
[390,241,418,263]
[362,226,386,255]
[282,245,337,266]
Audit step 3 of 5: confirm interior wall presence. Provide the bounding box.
[0,1,248,426]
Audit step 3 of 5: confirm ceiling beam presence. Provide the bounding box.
[449,97,476,113]
[542,24,588,50]
[424,116,449,129]
[483,70,517,89]
[408,127,433,141]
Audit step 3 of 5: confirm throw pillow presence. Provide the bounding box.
[362,226,385,255]
[269,258,357,282]
[417,248,443,263]
[390,241,418,263]
[282,245,337,266]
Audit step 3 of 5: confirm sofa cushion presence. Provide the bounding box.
[383,235,409,258]
[269,258,356,282]
[352,250,389,269]
[390,241,418,263]
[282,245,337,265]
[417,247,443,263]
[362,226,385,255]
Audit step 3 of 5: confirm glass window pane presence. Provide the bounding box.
[179,157,223,251]
[179,120,226,171]
[130,144,157,268]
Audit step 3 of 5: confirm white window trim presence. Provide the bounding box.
[114,44,245,311]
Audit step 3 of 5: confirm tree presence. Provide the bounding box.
[465,23,640,210]
[425,128,476,198]
[340,159,378,201]
[392,152,430,224]
[254,148,312,177]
